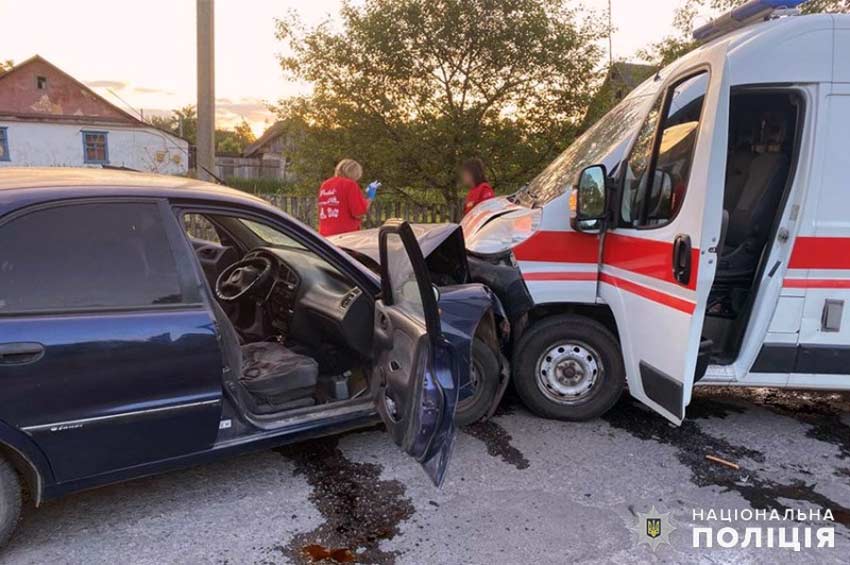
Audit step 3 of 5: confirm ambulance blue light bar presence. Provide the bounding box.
[693,0,809,42]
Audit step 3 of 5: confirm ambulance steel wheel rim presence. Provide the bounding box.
[535,341,601,404]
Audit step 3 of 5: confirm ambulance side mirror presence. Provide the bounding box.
[571,164,608,233]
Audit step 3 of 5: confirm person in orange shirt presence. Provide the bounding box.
[317,159,376,236]
[461,158,495,215]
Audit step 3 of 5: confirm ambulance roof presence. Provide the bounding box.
[643,14,844,93]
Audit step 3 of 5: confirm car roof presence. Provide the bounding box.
[0,167,272,216]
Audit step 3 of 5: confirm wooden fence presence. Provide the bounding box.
[263,195,461,229]
[183,194,461,242]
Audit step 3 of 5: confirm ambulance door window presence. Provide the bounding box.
[621,72,709,228]
[620,94,664,225]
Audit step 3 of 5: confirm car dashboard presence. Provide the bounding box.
[246,247,373,359]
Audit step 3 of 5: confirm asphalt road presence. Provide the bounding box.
[3,387,850,565]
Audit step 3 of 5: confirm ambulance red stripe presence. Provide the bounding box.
[602,233,700,291]
[515,230,700,312]
[513,231,599,264]
[789,237,850,270]
[514,231,699,288]
[599,273,696,315]
[523,272,598,281]
[783,279,850,289]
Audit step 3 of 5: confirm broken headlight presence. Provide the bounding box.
[465,208,541,256]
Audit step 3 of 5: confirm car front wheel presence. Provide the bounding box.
[455,338,500,426]
[513,314,624,421]
[0,455,22,549]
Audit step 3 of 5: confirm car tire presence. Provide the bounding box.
[513,314,624,421]
[0,455,22,550]
[455,338,500,427]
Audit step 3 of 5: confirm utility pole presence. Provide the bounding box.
[197,0,215,181]
[608,0,614,68]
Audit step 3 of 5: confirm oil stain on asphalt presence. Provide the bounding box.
[720,388,850,460]
[604,391,850,530]
[464,420,530,470]
[271,434,414,564]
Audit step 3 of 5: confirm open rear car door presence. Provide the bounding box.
[372,220,462,486]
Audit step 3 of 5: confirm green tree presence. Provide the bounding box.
[147,108,256,154]
[642,0,850,66]
[147,114,175,133]
[234,119,256,145]
[172,105,198,145]
[216,120,257,154]
[274,0,605,216]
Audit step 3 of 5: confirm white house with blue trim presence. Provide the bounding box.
[0,56,188,175]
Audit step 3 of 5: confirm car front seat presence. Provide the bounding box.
[210,300,319,414]
[239,342,319,411]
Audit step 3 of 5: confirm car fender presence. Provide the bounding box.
[467,253,533,325]
[0,419,55,505]
[437,284,511,419]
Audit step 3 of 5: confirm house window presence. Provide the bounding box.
[0,128,9,161]
[82,131,109,164]
[36,76,47,89]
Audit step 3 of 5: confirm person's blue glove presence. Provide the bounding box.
[366,181,381,200]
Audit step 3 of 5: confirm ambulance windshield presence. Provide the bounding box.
[517,80,661,209]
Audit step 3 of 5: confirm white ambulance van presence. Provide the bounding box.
[462,1,850,425]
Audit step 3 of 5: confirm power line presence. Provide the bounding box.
[101,88,223,184]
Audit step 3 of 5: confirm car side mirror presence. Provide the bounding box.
[571,164,608,233]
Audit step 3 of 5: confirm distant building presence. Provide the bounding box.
[0,55,188,175]
[584,62,657,127]
[216,121,294,181]
[606,62,657,101]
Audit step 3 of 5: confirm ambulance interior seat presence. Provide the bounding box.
[703,92,800,364]
[717,120,790,279]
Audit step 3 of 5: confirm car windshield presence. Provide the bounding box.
[515,79,661,208]
[240,218,307,250]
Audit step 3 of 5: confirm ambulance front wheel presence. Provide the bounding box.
[513,314,624,421]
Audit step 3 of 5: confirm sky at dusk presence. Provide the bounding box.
[0,0,690,136]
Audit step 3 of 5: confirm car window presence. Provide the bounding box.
[183,213,221,244]
[0,202,185,313]
[240,218,306,250]
[385,232,425,319]
[621,72,709,227]
[620,94,665,225]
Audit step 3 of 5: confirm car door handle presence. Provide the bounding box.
[0,342,45,365]
[672,234,692,286]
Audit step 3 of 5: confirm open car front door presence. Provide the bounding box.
[599,68,725,425]
[372,220,462,486]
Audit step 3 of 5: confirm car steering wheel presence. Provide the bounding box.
[215,255,274,302]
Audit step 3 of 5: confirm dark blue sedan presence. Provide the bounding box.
[0,168,505,548]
